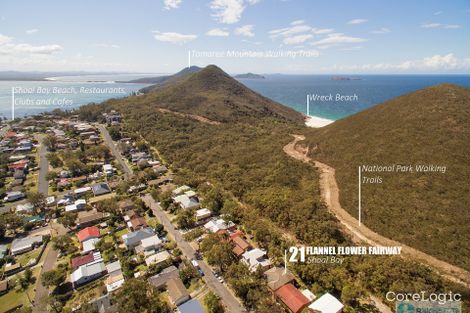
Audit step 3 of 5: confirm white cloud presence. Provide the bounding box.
[321,53,470,72]
[421,23,461,29]
[152,31,197,44]
[347,19,368,25]
[371,27,390,34]
[283,34,313,45]
[433,11,443,15]
[290,20,305,26]
[94,43,120,49]
[210,0,245,24]
[312,28,334,34]
[26,29,38,34]
[163,0,182,10]
[234,25,254,37]
[311,33,367,47]
[246,0,261,3]
[0,34,63,55]
[206,28,230,37]
[269,25,311,38]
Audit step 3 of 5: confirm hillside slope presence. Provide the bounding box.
[305,84,470,270]
[140,65,305,124]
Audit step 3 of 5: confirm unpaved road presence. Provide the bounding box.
[157,108,221,125]
[283,134,470,288]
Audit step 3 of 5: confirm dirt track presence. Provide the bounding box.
[283,134,470,288]
[157,108,221,125]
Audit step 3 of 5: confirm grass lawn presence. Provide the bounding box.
[115,228,128,238]
[146,216,158,228]
[0,267,39,312]
[89,192,116,204]
[17,248,41,267]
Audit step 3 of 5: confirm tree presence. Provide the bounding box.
[27,191,46,212]
[43,135,57,151]
[175,209,196,229]
[46,171,57,181]
[41,268,66,289]
[52,235,75,254]
[206,240,236,272]
[47,153,63,167]
[58,212,77,229]
[0,212,25,234]
[19,268,35,290]
[204,291,224,313]
[203,186,225,215]
[114,278,169,313]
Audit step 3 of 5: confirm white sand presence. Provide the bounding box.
[305,115,335,128]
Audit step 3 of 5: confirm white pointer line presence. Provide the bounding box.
[11,87,15,120]
[358,166,361,227]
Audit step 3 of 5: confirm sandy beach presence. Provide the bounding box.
[305,115,335,128]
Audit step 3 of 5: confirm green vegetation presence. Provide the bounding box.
[304,84,470,270]
[77,66,470,311]
[114,278,170,313]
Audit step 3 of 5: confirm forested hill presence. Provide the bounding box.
[139,65,305,124]
[304,84,470,270]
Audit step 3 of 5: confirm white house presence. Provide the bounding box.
[71,261,107,288]
[196,208,212,221]
[241,248,271,272]
[136,235,162,254]
[204,218,235,233]
[145,250,171,267]
[103,164,114,177]
[171,185,191,197]
[308,292,344,313]
[10,236,43,255]
[173,194,200,210]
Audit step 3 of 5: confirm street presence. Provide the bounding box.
[97,124,133,178]
[142,194,246,313]
[37,135,49,196]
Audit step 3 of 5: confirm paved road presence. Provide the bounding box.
[37,135,49,196]
[97,124,133,178]
[142,194,246,313]
[33,222,67,313]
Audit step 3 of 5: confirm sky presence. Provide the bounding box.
[0,0,469,74]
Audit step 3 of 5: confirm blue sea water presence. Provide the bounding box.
[239,75,470,120]
[1,74,470,120]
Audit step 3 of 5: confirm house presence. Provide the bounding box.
[4,263,22,276]
[145,250,171,267]
[265,267,295,291]
[105,261,125,292]
[241,248,271,272]
[118,199,134,212]
[77,226,101,242]
[171,185,191,197]
[0,245,8,260]
[148,265,190,306]
[231,235,252,257]
[0,280,8,295]
[128,216,148,231]
[103,164,114,177]
[122,227,155,248]
[166,277,190,306]
[135,235,162,255]
[308,293,344,313]
[71,260,107,288]
[153,165,168,176]
[65,199,87,212]
[3,191,24,202]
[13,169,25,180]
[82,238,100,254]
[178,299,204,313]
[46,196,56,206]
[10,236,43,255]
[204,218,236,234]
[131,152,148,163]
[275,283,311,313]
[16,203,34,213]
[77,210,107,228]
[88,294,116,313]
[74,186,92,198]
[71,252,102,269]
[91,183,111,196]
[195,208,212,221]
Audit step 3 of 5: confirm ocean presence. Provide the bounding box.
[239,75,470,120]
[1,74,470,120]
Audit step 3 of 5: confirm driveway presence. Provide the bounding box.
[142,194,246,313]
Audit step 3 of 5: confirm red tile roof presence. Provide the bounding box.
[274,283,310,313]
[71,253,95,269]
[77,226,100,242]
[130,216,147,230]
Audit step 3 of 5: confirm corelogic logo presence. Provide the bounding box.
[396,301,461,313]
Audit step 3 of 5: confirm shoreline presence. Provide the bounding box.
[304,114,335,128]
